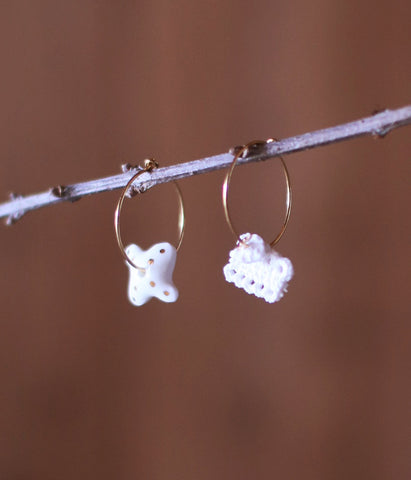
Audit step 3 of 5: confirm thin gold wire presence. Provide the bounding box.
[222,140,292,248]
[114,159,185,272]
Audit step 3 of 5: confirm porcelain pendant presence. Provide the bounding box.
[125,242,178,306]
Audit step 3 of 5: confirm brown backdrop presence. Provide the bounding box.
[0,1,410,479]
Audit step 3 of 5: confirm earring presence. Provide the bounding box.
[222,140,293,303]
[114,159,185,306]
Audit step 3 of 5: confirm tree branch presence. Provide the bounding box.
[1,105,411,225]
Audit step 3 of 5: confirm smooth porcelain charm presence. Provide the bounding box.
[223,233,293,303]
[125,242,178,306]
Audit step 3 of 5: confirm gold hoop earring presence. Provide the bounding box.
[222,139,293,303]
[114,159,185,306]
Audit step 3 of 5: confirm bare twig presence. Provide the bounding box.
[1,105,411,225]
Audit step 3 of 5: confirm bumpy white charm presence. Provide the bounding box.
[223,233,293,303]
[125,242,178,306]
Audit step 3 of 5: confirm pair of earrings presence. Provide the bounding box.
[114,140,294,306]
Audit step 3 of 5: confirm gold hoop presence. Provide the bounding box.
[114,159,185,272]
[222,139,292,247]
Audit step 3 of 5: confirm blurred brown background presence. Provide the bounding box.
[0,1,410,479]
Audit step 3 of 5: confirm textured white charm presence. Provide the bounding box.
[125,242,178,306]
[223,233,293,303]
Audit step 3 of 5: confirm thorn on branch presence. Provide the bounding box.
[50,185,67,198]
[229,145,245,156]
[126,182,150,198]
[122,164,140,196]
[370,108,395,138]
[121,163,143,173]
[6,213,24,226]
[50,185,81,203]
[229,139,276,158]
[126,186,141,197]
[5,193,26,226]
[372,107,386,115]
[121,163,134,173]
[371,125,392,139]
[121,163,149,197]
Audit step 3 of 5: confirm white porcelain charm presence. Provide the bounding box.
[125,242,178,306]
[223,233,293,303]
